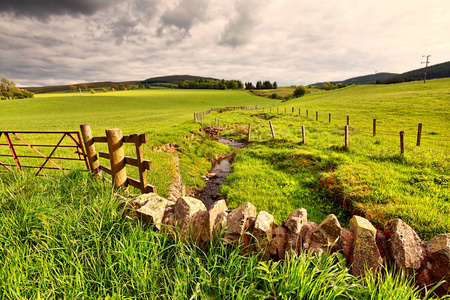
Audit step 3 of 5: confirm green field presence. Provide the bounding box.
[1,81,450,298]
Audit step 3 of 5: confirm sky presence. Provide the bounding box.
[1,0,449,87]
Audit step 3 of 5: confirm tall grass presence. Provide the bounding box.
[1,171,446,299]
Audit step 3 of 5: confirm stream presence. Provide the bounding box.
[197,138,246,209]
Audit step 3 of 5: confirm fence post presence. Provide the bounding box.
[269,121,276,139]
[347,116,349,126]
[248,123,252,142]
[302,126,306,144]
[400,131,405,154]
[329,113,331,123]
[299,108,301,116]
[345,125,349,149]
[292,107,294,113]
[373,119,376,137]
[277,107,279,113]
[416,123,422,146]
[285,107,286,113]
[106,128,127,189]
[316,111,318,121]
[134,134,149,193]
[80,124,101,175]
[306,110,309,118]
[270,107,272,112]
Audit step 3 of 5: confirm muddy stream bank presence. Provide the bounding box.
[196,138,246,209]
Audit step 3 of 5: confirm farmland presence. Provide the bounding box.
[1,80,450,298]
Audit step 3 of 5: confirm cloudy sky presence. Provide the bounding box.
[1,0,449,87]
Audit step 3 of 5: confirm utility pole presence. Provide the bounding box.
[422,55,431,83]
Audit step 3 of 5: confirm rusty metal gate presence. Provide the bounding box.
[0,131,90,175]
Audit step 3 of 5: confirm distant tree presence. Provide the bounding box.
[293,86,307,98]
[262,81,273,89]
[69,85,77,92]
[80,84,88,91]
[273,82,278,89]
[111,83,118,90]
[245,82,254,90]
[1,77,34,100]
[256,81,262,90]
[102,88,107,93]
[145,83,151,89]
[90,89,96,94]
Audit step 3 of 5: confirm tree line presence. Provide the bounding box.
[245,81,277,90]
[1,78,34,100]
[178,79,244,90]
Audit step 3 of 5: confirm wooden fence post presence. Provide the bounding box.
[316,111,318,121]
[373,119,376,137]
[345,125,349,149]
[400,131,405,154]
[292,107,294,113]
[329,113,331,123]
[270,107,272,112]
[302,126,306,144]
[285,107,286,113]
[134,134,148,192]
[347,116,349,126]
[277,107,279,113]
[106,128,127,189]
[269,121,276,139]
[248,123,252,142]
[417,123,422,146]
[299,108,301,116]
[80,124,101,175]
[306,110,309,118]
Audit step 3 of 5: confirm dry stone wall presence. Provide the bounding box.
[123,193,450,294]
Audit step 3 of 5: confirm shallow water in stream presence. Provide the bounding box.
[197,138,246,209]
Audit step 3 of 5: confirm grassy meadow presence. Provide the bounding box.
[1,80,450,298]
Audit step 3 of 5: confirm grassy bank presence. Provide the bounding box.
[207,79,450,238]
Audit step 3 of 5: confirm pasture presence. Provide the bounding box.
[1,80,450,298]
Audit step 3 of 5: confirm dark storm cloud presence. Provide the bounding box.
[158,0,208,39]
[218,0,261,48]
[0,0,119,20]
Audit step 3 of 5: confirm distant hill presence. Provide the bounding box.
[381,61,450,84]
[141,75,218,85]
[24,81,140,94]
[310,60,450,86]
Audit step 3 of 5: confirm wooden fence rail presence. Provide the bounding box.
[80,124,155,194]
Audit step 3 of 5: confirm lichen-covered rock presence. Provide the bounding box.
[285,208,307,253]
[299,222,318,252]
[385,218,425,272]
[242,217,257,253]
[350,216,382,277]
[209,200,228,234]
[309,214,341,254]
[224,202,256,243]
[174,196,207,240]
[160,204,176,237]
[270,225,288,259]
[254,211,276,251]
[426,234,450,290]
[126,193,172,230]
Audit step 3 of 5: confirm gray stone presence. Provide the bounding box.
[254,211,276,251]
[309,214,341,254]
[350,215,382,277]
[174,196,207,240]
[285,208,307,253]
[299,222,319,252]
[209,200,228,234]
[385,218,425,272]
[127,193,172,230]
[224,202,256,243]
[426,234,450,291]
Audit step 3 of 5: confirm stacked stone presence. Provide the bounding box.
[123,193,450,294]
